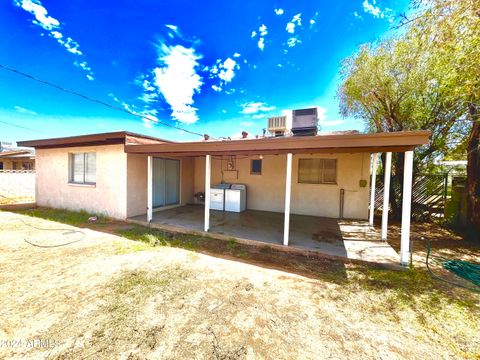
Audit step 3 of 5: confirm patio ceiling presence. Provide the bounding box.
[124,130,431,156]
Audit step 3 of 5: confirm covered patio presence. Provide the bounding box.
[125,130,431,267]
[129,204,400,266]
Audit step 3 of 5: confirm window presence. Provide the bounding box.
[0,162,3,170]
[251,159,262,175]
[70,152,96,184]
[298,158,337,184]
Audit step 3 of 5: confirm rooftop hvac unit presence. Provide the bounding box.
[292,108,318,136]
[267,116,287,137]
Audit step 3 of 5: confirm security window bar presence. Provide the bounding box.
[70,152,96,184]
[298,158,337,184]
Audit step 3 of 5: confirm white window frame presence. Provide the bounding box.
[69,152,96,185]
[298,158,337,185]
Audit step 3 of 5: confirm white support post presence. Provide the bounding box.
[369,153,379,227]
[283,153,293,246]
[147,155,153,223]
[400,150,414,266]
[381,152,392,241]
[204,154,211,232]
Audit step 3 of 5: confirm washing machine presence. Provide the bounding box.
[210,183,231,210]
[225,184,247,212]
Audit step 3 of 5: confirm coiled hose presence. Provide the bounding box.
[424,237,480,292]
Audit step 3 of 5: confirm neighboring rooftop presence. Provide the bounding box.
[17,131,172,149]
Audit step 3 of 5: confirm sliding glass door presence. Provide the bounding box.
[152,158,180,208]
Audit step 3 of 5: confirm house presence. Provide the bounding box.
[18,129,430,266]
[0,141,35,170]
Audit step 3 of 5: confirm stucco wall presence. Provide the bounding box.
[194,153,370,219]
[35,144,127,219]
[126,154,195,217]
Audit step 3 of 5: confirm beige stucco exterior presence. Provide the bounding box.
[35,144,370,220]
[35,144,128,219]
[194,153,370,219]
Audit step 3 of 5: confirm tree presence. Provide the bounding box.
[404,0,480,234]
[338,35,465,218]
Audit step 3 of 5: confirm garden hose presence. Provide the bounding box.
[424,237,480,292]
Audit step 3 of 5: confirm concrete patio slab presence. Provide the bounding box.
[129,205,401,267]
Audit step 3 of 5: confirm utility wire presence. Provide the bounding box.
[0,64,212,139]
[0,119,44,133]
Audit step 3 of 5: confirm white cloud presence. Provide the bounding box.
[14,0,93,79]
[353,11,363,20]
[14,105,37,115]
[209,57,240,92]
[362,0,394,21]
[240,121,254,127]
[14,0,59,30]
[253,24,267,50]
[274,8,284,15]
[241,102,275,114]
[233,52,241,58]
[86,74,94,81]
[165,24,178,32]
[286,13,301,33]
[287,37,301,47]
[259,24,268,36]
[286,23,295,34]
[362,0,381,17]
[218,58,237,82]
[152,44,203,124]
[257,37,265,51]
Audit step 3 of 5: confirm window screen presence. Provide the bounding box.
[70,152,96,184]
[298,158,337,184]
[251,159,262,174]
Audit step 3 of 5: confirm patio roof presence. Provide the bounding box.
[124,130,431,156]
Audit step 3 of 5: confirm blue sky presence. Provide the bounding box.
[0,0,409,142]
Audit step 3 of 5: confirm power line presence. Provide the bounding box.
[0,64,211,139]
[0,119,44,133]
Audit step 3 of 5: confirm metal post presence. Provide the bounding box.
[381,152,392,241]
[283,153,293,246]
[369,153,378,226]
[400,150,414,266]
[147,155,153,223]
[204,154,211,232]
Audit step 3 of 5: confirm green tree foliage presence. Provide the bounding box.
[338,0,479,228]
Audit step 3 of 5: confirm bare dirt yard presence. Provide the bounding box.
[0,209,479,359]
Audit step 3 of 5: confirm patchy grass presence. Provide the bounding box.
[1,210,479,359]
[17,207,110,226]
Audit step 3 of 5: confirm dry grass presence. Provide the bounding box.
[1,209,479,359]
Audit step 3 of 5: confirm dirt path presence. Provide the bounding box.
[0,211,478,359]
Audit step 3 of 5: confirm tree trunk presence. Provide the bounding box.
[466,104,480,240]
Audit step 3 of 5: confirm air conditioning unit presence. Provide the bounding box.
[292,108,318,136]
[267,116,287,137]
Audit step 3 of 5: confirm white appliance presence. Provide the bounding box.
[210,183,231,210]
[225,184,247,213]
